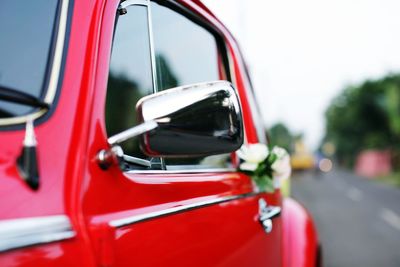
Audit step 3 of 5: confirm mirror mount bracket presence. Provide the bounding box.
[97,121,158,170]
[97,145,124,170]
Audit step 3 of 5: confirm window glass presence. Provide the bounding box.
[105,6,153,162]
[0,0,59,118]
[151,2,220,91]
[151,2,230,168]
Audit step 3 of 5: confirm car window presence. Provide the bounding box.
[105,2,232,171]
[151,2,220,90]
[0,0,59,118]
[151,2,230,168]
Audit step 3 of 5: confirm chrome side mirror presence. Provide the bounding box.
[137,81,243,157]
[97,81,243,169]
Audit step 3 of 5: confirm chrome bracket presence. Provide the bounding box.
[97,145,124,170]
[97,121,157,170]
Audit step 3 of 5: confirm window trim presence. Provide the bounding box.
[127,168,236,175]
[0,0,72,127]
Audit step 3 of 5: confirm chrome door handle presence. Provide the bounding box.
[258,198,281,233]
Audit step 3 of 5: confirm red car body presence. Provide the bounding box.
[0,0,319,266]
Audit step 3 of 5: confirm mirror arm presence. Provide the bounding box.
[97,121,158,170]
[108,120,158,146]
[123,154,151,167]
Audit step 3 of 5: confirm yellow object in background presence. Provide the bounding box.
[291,154,315,170]
[281,176,291,197]
[290,139,315,170]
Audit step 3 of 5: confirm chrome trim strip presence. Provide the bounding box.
[109,192,259,228]
[146,0,167,169]
[120,0,149,8]
[45,0,69,104]
[0,0,70,126]
[0,215,75,253]
[147,0,158,94]
[126,167,236,174]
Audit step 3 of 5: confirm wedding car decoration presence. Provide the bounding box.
[237,144,291,192]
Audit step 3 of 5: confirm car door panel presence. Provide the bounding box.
[80,0,283,266]
[83,166,282,266]
[112,194,281,267]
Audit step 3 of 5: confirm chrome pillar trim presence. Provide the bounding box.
[120,0,149,8]
[147,0,158,94]
[109,192,259,228]
[0,215,75,253]
[0,0,70,126]
[146,0,166,169]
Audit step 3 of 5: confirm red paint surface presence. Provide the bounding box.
[355,150,392,177]
[282,198,319,267]
[0,0,319,266]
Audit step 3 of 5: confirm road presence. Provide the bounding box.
[291,169,400,267]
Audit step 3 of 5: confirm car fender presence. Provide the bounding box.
[282,197,321,267]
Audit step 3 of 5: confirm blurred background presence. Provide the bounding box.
[204,0,400,266]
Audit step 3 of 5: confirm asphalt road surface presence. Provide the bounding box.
[291,169,400,267]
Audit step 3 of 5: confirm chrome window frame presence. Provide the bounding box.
[0,0,71,126]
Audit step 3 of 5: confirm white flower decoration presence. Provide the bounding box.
[237,144,269,163]
[237,143,291,192]
[271,146,291,185]
[237,144,269,171]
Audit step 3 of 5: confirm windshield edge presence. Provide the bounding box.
[0,0,70,126]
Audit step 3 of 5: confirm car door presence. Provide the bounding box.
[82,1,283,266]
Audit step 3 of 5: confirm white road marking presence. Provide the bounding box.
[381,208,400,232]
[346,187,363,202]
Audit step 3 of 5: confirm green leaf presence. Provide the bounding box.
[252,174,274,192]
[254,162,267,176]
[266,153,277,165]
[264,178,275,193]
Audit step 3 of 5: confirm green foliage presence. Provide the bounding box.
[324,73,400,167]
[268,123,294,153]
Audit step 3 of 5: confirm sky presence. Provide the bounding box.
[203,0,400,149]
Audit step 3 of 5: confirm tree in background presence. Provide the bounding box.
[268,122,294,153]
[324,74,400,168]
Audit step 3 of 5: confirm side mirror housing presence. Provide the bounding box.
[136,81,243,157]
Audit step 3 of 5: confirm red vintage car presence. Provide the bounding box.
[0,0,320,266]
